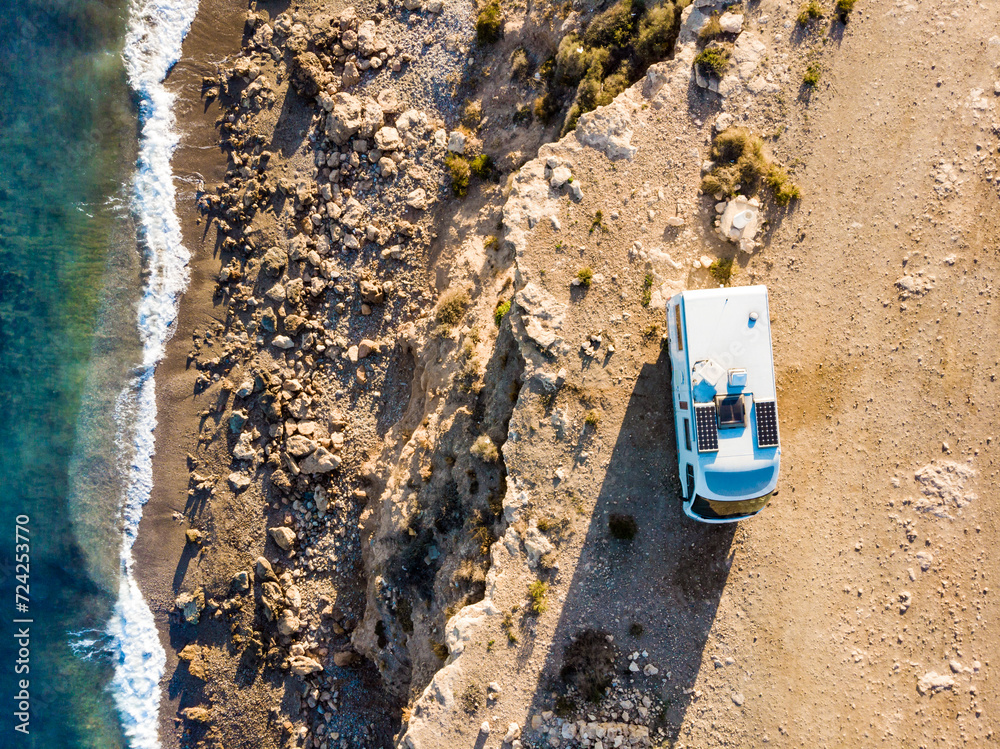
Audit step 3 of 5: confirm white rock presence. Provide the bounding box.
[550,166,572,188]
[504,723,521,743]
[228,472,251,492]
[406,188,428,210]
[719,12,743,34]
[289,655,323,676]
[447,130,467,153]
[272,335,294,349]
[480,721,491,735]
[917,671,955,694]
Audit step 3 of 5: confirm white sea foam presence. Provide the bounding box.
[108,0,198,746]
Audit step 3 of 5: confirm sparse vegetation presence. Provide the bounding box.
[589,210,607,233]
[471,434,500,463]
[461,100,483,129]
[630,622,645,638]
[555,694,577,717]
[576,266,594,287]
[528,580,549,614]
[470,153,494,179]
[700,127,800,205]
[476,1,503,44]
[431,641,449,660]
[836,0,857,22]
[584,409,601,429]
[483,235,499,251]
[608,512,638,540]
[803,62,821,87]
[494,299,511,327]
[446,154,471,197]
[549,0,684,135]
[561,629,618,701]
[436,289,470,327]
[694,44,731,78]
[765,165,801,206]
[641,322,661,339]
[511,47,531,80]
[797,0,824,25]
[698,13,723,42]
[709,257,734,286]
[502,611,519,644]
[461,684,482,713]
[488,300,511,330]
[641,272,654,306]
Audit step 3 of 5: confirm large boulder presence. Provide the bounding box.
[325,93,363,144]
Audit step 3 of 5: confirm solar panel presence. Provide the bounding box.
[755,400,779,448]
[695,405,719,452]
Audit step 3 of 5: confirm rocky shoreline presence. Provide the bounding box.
[140,0,1000,746]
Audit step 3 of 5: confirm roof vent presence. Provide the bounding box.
[728,368,748,388]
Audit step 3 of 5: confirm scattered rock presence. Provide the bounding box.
[175,589,205,625]
[269,526,296,550]
[917,671,955,694]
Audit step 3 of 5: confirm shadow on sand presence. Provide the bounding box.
[525,345,736,745]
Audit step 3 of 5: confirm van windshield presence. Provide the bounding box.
[691,493,772,520]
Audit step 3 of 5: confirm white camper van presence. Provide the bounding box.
[666,285,780,523]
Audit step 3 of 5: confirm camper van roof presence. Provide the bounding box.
[680,285,776,403]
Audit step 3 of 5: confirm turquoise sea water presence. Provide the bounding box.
[0,0,187,744]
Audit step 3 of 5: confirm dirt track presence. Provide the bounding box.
[404,1,1000,747]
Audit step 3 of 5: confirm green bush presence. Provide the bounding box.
[576,267,594,287]
[641,272,654,307]
[702,128,800,205]
[493,299,510,327]
[436,289,470,326]
[765,165,800,206]
[583,0,641,49]
[708,257,733,286]
[528,580,548,614]
[476,1,503,44]
[472,154,494,179]
[803,63,821,87]
[797,0,824,25]
[534,92,560,124]
[584,409,601,428]
[446,154,471,197]
[694,45,731,78]
[836,0,857,22]
[634,3,679,69]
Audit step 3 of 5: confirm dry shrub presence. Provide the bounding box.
[561,629,618,701]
